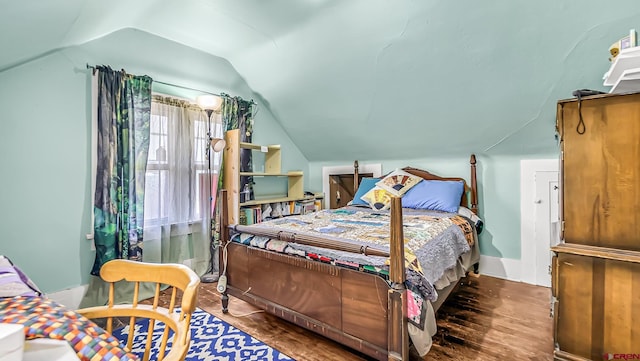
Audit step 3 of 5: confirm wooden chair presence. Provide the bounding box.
[76,260,200,361]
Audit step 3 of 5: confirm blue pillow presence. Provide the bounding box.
[352,177,380,206]
[401,180,464,213]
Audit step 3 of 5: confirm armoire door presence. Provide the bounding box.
[553,249,640,360]
[558,93,640,251]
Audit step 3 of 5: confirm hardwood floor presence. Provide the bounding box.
[185,275,554,361]
[428,276,553,360]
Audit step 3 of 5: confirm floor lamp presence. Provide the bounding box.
[197,94,224,283]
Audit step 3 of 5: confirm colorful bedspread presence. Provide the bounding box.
[0,296,138,361]
[232,206,476,329]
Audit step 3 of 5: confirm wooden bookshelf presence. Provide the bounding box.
[223,129,309,225]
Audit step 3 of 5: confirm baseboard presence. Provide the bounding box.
[45,284,88,309]
[477,255,522,282]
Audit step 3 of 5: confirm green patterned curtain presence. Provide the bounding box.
[92,66,152,275]
[220,94,255,198]
[210,94,254,271]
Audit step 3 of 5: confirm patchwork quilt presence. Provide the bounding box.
[0,296,138,361]
[233,206,476,329]
[0,296,139,360]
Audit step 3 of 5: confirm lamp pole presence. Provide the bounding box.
[200,105,220,283]
[196,95,223,283]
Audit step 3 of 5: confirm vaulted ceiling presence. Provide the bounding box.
[1,0,637,161]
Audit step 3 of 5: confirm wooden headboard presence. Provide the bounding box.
[354,154,478,215]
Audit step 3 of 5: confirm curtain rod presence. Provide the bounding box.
[86,64,256,104]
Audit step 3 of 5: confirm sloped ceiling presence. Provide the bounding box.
[1,0,638,161]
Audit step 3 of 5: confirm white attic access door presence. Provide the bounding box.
[520,159,560,287]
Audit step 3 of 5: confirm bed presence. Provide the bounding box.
[217,155,481,360]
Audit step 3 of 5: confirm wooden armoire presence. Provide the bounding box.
[552,92,640,360]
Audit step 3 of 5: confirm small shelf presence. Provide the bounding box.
[241,172,289,177]
[239,141,282,174]
[603,46,640,89]
[240,196,316,207]
[241,171,304,177]
[239,142,280,151]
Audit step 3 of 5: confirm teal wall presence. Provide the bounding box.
[0,52,93,293]
[1,1,637,293]
[0,29,307,293]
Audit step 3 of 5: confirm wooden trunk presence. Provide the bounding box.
[553,92,640,360]
[225,242,392,359]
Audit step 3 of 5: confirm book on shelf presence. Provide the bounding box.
[280,202,290,216]
[289,201,302,215]
[299,199,316,215]
[239,205,262,225]
[247,199,320,222]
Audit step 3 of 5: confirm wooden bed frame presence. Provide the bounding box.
[218,155,479,361]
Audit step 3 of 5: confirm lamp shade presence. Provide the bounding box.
[196,95,222,111]
[210,138,226,152]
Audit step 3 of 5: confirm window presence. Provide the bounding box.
[143,96,223,228]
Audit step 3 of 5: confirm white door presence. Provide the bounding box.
[534,171,559,287]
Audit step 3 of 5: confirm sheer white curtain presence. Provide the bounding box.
[142,95,223,276]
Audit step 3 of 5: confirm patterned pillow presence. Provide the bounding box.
[351,177,380,206]
[360,186,392,210]
[375,169,423,197]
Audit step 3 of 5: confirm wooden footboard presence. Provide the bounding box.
[223,242,392,359]
[219,192,408,360]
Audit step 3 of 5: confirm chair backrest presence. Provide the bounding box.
[76,260,200,361]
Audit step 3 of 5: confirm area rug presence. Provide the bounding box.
[112,308,294,361]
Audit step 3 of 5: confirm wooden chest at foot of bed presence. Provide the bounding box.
[225,242,390,360]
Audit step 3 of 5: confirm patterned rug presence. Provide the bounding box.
[112,308,294,361]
